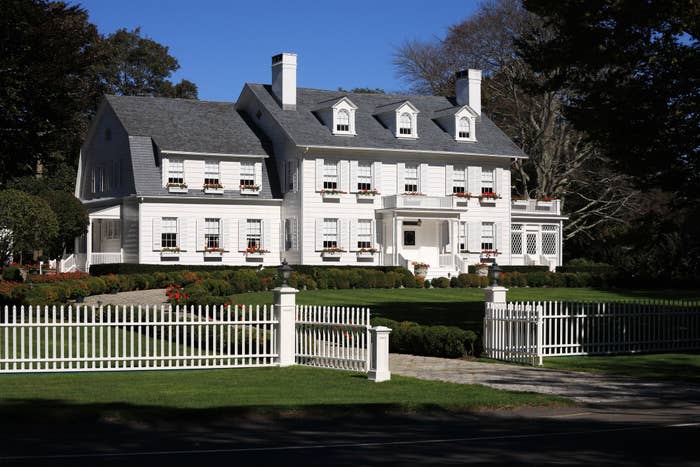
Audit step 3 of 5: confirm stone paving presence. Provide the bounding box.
[390,353,700,409]
[83,288,168,307]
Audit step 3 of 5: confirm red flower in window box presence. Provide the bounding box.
[478,192,501,201]
[203,182,224,189]
[452,192,473,199]
[245,246,270,255]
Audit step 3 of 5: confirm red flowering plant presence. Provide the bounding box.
[203,182,224,189]
[204,246,225,253]
[478,192,501,201]
[317,189,346,195]
[537,195,556,202]
[245,246,270,255]
[240,184,260,191]
[481,249,501,258]
[161,246,181,253]
[358,247,378,254]
[321,246,345,254]
[166,181,188,189]
[166,284,189,305]
[356,189,380,196]
[451,192,473,199]
[411,261,430,269]
[512,195,529,201]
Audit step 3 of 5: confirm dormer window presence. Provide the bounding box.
[399,113,412,135]
[240,161,255,187]
[458,117,470,139]
[336,109,350,132]
[314,97,357,135]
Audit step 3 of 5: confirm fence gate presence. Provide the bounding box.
[0,304,278,373]
[295,305,371,371]
[483,302,542,366]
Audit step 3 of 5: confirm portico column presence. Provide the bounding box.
[85,219,93,270]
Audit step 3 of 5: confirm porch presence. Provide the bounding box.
[73,204,123,271]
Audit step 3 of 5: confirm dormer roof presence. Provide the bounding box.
[373,100,420,116]
[431,104,478,120]
[312,95,358,112]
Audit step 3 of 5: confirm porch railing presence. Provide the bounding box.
[438,254,454,268]
[511,199,561,215]
[90,252,122,265]
[383,195,454,210]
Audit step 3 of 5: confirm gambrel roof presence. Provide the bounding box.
[244,84,526,158]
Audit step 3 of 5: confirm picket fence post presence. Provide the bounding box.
[273,285,298,367]
[368,326,392,382]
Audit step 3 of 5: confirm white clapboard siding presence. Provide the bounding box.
[315,218,323,251]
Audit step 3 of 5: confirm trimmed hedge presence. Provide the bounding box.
[467,265,549,273]
[372,317,479,358]
[90,263,410,276]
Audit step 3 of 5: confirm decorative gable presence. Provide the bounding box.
[373,101,420,139]
[313,96,358,136]
[432,105,478,142]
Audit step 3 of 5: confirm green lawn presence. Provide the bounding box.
[228,288,700,331]
[543,352,700,383]
[0,366,571,425]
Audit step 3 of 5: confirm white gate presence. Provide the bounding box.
[295,305,371,371]
[0,304,277,373]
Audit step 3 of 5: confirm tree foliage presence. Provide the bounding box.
[0,189,58,264]
[41,191,88,258]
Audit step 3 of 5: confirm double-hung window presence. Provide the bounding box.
[104,220,120,240]
[168,159,184,185]
[481,222,494,250]
[246,219,262,248]
[481,169,494,194]
[323,162,338,189]
[240,161,255,187]
[161,217,178,248]
[205,218,220,248]
[399,113,412,135]
[336,109,350,132]
[357,219,372,249]
[404,164,418,192]
[204,161,220,186]
[323,218,338,248]
[458,117,470,139]
[357,162,372,191]
[453,167,465,193]
[459,222,467,252]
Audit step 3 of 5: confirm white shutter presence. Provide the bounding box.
[349,160,358,193]
[238,220,248,252]
[340,219,349,250]
[254,161,263,188]
[397,163,405,192]
[419,163,429,193]
[152,218,161,251]
[468,166,481,194]
[220,219,226,251]
[233,161,241,191]
[161,158,169,187]
[442,221,451,252]
[494,167,504,195]
[339,160,349,193]
[445,165,453,195]
[315,158,324,191]
[372,161,382,192]
[262,219,272,251]
[226,219,237,251]
[178,218,188,251]
[196,219,204,251]
[315,218,323,251]
[493,223,500,251]
[468,222,481,253]
[349,219,357,251]
[291,217,299,250]
[371,219,377,248]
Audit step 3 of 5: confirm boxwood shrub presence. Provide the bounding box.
[372,317,479,358]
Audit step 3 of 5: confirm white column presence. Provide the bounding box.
[85,220,93,271]
[484,284,508,304]
[274,285,298,367]
[368,325,392,382]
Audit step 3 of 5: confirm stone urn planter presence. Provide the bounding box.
[475,265,489,277]
[412,262,429,278]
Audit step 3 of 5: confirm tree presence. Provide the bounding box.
[40,191,88,260]
[338,87,386,94]
[0,0,102,184]
[98,28,198,99]
[0,190,58,264]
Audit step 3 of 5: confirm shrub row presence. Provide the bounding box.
[467,265,549,274]
[90,263,409,276]
[371,317,480,358]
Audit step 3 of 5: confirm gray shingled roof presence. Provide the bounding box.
[105,95,268,155]
[246,84,526,158]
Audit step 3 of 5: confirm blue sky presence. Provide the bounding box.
[74,0,479,101]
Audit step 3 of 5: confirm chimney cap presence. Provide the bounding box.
[456,69,482,80]
[272,53,297,65]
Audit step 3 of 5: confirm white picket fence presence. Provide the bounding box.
[295,305,371,372]
[484,300,700,366]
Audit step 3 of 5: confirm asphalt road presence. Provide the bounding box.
[2,405,698,466]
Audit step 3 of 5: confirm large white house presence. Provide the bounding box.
[73,53,565,278]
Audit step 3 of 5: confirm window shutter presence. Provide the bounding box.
[340,219,349,250]
[371,219,377,248]
[219,219,226,250]
[467,166,481,194]
[152,218,161,251]
[372,162,382,192]
[349,219,357,251]
[238,220,247,252]
[233,161,241,191]
[468,222,481,253]
[494,167,503,195]
[315,158,324,191]
[292,217,299,250]
[349,160,358,192]
[397,163,405,192]
[315,218,323,251]
[255,161,263,188]
[493,223,500,251]
[161,158,169,186]
[178,218,188,250]
[226,219,237,251]
[445,165,453,195]
[196,219,204,251]
[419,164,429,193]
[442,221,451,251]
[262,219,272,251]
[339,160,349,193]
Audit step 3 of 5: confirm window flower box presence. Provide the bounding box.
[240,184,261,195]
[166,182,188,193]
[512,197,529,207]
[402,192,426,196]
[318,189,346,200]
[536,196,555,208]
[160,247,181,258]
[356,248,377,258]
[412,261,430,278]
[203,183,224,194]
[478,192,501,205]
[203,246,225,257]
[356,189,380,202]
[451,192,473,199]
[244,246,269,259]
[480,249,500,260]
[321,247,345,257]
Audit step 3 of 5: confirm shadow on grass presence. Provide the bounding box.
[370,301,484,331]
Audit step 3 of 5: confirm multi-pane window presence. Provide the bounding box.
[511,224,523,255]
[104,220,120,240]
[205,218,220,248]
[481,169,494,194]
[168,159,184,184]
[246,219,262,248]
[161,217,178,248]
[399,113,412,135]
[453,167,465,193]
[458,117,470,139]
[336,109,350,132]
[526,232,537,255]
[323,162,338,189]
[481,222,494,250]
[357,162,372,190]
[323,218,338,248]
[542,225,557,255]
[240,162,255,187]
[357,219,372,249]
[204,161,220,185]
[404,164,418,192]
[459,222,467,252]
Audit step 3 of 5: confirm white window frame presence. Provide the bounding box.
[161,217,178,248]
[240,161,256,187]
[453,166,465,194]
[205,218,220,249]
[323,162,338,190]
[204,160,220,185]
[404,164,418,192]
[459,222,467,252]
[357,219,372,249]
[457,117,471,139]
[481,222,494,251]
[357,162,372,191]
[542,225,558,256]
[323,218,338,248]
[286,160,297,191]
[511,224,523,255]
[481,169,494,194]
[336,109,350,133]
[168,159,184,184]
[246,219,262,248]
[398,113,413,136]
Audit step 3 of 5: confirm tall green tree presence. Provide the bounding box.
[0,189,58,264]
[41,191,88,259]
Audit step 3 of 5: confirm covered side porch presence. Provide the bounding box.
[74,204,123,271]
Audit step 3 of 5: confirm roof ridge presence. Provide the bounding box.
[106,94,235,105]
